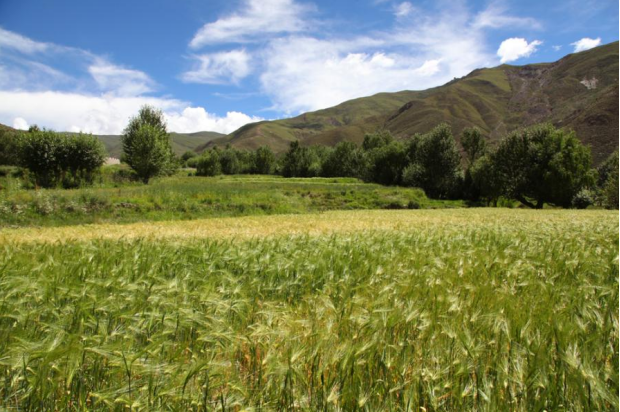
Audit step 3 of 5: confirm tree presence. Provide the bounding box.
[122,106,175,184]
[490,123,595,208]
[461,127,487,167]
[366,141,407,185]
[253,146,276,174]
[404,124,462,198]
[598,150,618,209]
[181,151,197,166]
[468,155,501,205]
[18,129,105,188]
[64,133,106,185]
[196,149,221,176]
[322,141,368,178]
[219,146,241,175]
[281,141,321,178]
[19,129,64,188]
[0,128,23,166]
[362,130,394,151]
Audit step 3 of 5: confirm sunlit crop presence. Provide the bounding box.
[0,209,617,410]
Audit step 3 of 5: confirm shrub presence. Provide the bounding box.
[572,188,594,209]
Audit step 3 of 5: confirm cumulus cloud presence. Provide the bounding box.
[13,117,29,130]
[258,3,500,113]
[497,38,542,63]
[571,37,601,52]
[0,91,261,135]
[0,28,261,134]
[189,0,313,48]
[166,107,262,134]
[181,50,252,84]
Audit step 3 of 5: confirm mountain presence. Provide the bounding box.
[96,131,225,159]
[203,41,618,164]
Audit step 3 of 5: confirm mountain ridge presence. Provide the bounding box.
[201,41,619,164]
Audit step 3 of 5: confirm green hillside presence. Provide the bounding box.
[206,41,618,163]
[98,131,225,158]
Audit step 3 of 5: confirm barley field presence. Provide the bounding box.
[0,209,618,411]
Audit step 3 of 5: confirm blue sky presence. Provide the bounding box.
[0,0,617,134]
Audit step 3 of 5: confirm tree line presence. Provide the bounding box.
[0,104,617,209]
[194,123,618,209]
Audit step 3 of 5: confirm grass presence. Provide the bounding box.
[0,209,617,410]
[0,172,461,227]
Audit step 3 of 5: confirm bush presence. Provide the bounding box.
[572,188,595,209]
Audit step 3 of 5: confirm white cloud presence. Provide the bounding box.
[0,29,261,135]
[0,91,260,135]
[166,107,262,134]
[571,37,601,52]
[472,4,541,30]
[13,117,29,130]
[181,50,252,85]
[414,59,441,76]
[189,0,313,48]
[258,4,499,113]
[88,60,155,96]
[0,27,51,54]
[552,45,562,51]
[394,2,414,17]
[497,38,542,63]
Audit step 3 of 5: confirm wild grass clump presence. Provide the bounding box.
[0,210,616,410]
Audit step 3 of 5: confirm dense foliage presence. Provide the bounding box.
[193,123,603,208]
[17,128,106,188]
[489,124,596,208]
[121,106,176,183]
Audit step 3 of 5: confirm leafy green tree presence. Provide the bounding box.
[598,150,618,209]
[60,133,106,187]
[405,124,462,198]
[322,141,368,178]
[253,146,276,174]
[122,123,171,184]
[468,155,501,205]
[366,141,407,185]
[491,123,595,208]
[17,129,105,188]
[196,149,221,176]
[18,129,64,187]
[181,151,197,166]
[122,106,175,184]
[0,128,23,166]
[461,127,487,167]
[362,130,394,151]
[219,146,241,175]
[281,141,321,177]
